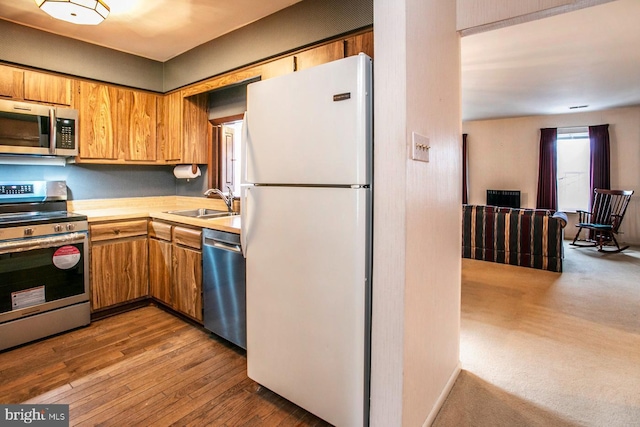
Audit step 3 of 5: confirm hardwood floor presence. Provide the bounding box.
[0,306,332,426]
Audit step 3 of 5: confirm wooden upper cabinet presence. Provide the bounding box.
[260,56,295,80]
[76,80,158,162]
[0,66,71,105]
[0,65,24,99]
[295,40,345,71]
[157,91,182,162]
[125,90,157,161]
[345,31,374,58]
[77,81,117,160]
[111,87,130,158]
[182,92,209,164]
[158,91,207,165]
[23,71,72,105]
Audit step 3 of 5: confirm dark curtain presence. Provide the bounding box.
[462,133,468,204]
[536,128,558,210]
[588,124,611,204]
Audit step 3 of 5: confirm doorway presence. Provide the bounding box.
[209,115,243,197]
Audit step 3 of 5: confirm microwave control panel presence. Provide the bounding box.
[56,118,76,149]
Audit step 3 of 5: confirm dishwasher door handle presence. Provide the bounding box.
[204,239,242,253]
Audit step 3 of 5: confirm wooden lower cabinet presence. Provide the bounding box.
[89,219,149,311]
[148,237,172,305]
[148,221,203,322]
[172,244,202,321]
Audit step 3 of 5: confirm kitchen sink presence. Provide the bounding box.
[165,208,237,219]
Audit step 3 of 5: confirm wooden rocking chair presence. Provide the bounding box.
[571,189,634,253]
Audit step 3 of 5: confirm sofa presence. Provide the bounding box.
[462,205,568,272]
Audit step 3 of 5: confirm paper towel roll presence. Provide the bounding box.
[173,165,201,179]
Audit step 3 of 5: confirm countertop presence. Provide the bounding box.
[68,196,241,234]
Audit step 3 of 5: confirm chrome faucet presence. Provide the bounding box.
[204,186,234,212]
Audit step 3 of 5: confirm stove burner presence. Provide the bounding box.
[0,180,88,236]
[0,210,87,228]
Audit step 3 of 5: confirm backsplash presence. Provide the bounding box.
[0,163,180,200]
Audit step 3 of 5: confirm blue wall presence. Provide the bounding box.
[0,163,179,200]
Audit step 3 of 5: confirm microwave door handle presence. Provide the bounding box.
[49,108,57,155]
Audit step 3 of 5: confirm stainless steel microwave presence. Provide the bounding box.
[0,99,78,157]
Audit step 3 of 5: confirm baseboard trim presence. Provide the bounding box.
[423,361,462,427]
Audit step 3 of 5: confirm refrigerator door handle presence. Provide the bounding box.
[240,185,248,258]
[241,111,249,185]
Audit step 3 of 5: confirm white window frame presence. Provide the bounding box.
[556,126,590,213]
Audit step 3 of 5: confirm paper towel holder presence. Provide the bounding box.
[173,164,202,181]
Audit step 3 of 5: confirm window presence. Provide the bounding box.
[220,120,243,196]
[556,127,590,212]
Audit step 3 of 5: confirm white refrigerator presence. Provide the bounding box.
[241,54,373,427]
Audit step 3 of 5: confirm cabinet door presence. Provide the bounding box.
[260,56,295,80]
[295,40,345,71]
[125,90,157,161]
[149,237,172,306]
[182,92,209,164]
[77,81,117,159]
[345,31,374,58]
[173,245,203,322]
[91,237,149,310]
[111,87,130,159]
[157,91,183,162]
[0,65,24,99]
[23,71,71,105]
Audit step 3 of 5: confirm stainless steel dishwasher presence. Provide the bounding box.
[202,228,246,349]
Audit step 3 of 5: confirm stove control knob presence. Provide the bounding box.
[54,225,64,233]
[24,228,34,236]
[66,223,76,231]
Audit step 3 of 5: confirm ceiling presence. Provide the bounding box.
[462,0,640,121]
[0,0,302,61]
[1,0,639,121]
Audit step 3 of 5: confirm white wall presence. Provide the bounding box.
[456,0,615,34]
[463,106,640,244]
[372,0,461,425]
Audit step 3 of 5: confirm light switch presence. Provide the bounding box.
[411,132,430,162]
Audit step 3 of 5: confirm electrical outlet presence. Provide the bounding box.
[411,132,430,162]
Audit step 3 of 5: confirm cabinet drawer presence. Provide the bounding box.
[148,221,172,241]
[90,219,148,242]
[173,226,202,250]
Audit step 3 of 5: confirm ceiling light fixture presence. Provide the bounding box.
[35,0,110,25]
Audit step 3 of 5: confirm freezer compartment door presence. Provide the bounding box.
[245,54,372,186]
[244,185,370,427]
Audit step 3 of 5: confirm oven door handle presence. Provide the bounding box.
[0,232,87,254]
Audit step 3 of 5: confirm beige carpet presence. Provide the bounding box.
[433,242,640,427]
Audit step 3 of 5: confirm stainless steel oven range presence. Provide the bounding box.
[0,181,90,352]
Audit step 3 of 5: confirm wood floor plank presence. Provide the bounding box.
[138,365,249,426]
[54,331,210,408]
[1,306,330,426]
